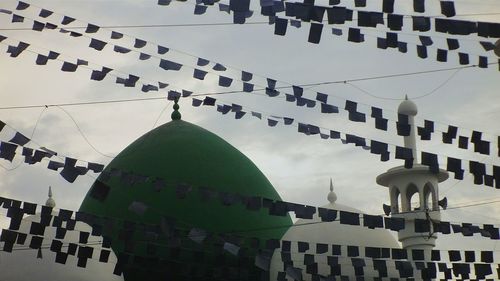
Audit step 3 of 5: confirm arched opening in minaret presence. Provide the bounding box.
[406,183,420,211]
[390,186,402,213]
[423,182,436,211]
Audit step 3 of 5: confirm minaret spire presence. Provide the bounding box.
[45,186,56,208]
[327,178,337,204]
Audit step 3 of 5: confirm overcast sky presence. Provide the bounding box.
[0,0,499,252]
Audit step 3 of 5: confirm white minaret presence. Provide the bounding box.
[376,97,448,250]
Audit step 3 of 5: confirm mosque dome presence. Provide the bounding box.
[0,189,123,281]
[270,182,400,280]
[79,103,292,280]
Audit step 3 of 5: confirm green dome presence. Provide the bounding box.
[79,118,292,280]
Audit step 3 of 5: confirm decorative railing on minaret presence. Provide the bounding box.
[376,97,449,251]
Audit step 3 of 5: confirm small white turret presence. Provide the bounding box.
[327,178,337,204]
[45,186,56,208]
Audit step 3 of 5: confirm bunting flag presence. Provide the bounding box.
[175,1,500,72]
[1,201,499,280]
[1,194,499,280]
[2,119,500,230]
[0,37,498,188]
[1,27,497,160]
[153,0,500,41]
[3,2,499,277]
[5,2,498,84]
[1,194,500,262]
[3,4,499,152]
[3,6,260,84]
[3,156,500,245]
[198,97,500,188]
[3,223,500,280]
[169,0,463,23]
[87,169,500,236]
[0,120,104,182]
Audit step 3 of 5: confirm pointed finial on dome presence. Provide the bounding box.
[171,97,181,121]
[327,178,337,204]
[45,186,56,208]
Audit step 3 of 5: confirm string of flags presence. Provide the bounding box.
[5,0,500,144]
[2,114,500,242]
[0,27,497,160]
[1,194,499,280]
[9,1,499,59]
[272,11,499,65]
[0,120,105,182]
[0,5,256,83]
[166,0,463,19]
[1,2,498,279]
[2,122,500,244]
[155,0,500,48]
[2,228,500,281]
[1,89,499,189]
[0,27,499,187]
[193,97,500,188]
[0,194,500,262]
[0,37,499,188]
[3,139,500,242]
[6,0,500,83]
[5,2,499,89]
[272,16,499,68]
[88,175,500,239]
[3,4,500,157]
[1,8,499,184]
[3,226,500,280]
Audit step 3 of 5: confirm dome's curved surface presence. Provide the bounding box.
[281,202,399,247]
[79,119,292,280]
[270,200,400,280]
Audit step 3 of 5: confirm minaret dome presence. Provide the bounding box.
[398,95,418,116]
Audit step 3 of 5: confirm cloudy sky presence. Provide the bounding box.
[0,0,499,252]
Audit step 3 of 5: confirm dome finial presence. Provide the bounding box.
[45,186,56,208]
[171,97,181,121]
[327,178,337,204]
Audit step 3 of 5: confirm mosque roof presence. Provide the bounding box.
[79,103,292,278]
